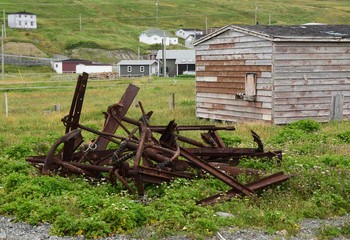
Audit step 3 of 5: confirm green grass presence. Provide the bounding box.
[0,75,349,239]
[2,0,350,55]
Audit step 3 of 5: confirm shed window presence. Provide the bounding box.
[245,73,257,96]
[140,66,144,72]
[127,66,132,72]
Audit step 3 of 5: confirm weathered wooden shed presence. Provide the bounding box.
[194,25,350,124]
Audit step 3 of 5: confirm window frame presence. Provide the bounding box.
[127,66,132,73]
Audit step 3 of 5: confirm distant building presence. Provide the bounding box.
[176,28,204,39]
[117,60,157,77]
[156,50,195,77]
[52,59,112,74]
[8,11,37,29]
[185,33,204,49]
[139,28,178,45]
[76,63,113,74]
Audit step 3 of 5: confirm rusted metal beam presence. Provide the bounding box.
[197,172,290,205]
[180,147,255,196]
[92,84,140,150]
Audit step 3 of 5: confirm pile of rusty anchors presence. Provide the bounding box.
[27,73,290,205]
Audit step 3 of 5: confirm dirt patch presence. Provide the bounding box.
[70,48,138,64]
[4,42,48,57]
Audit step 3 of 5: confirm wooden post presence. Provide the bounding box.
[168,92,175,109]
[1,24,4,80]
[172,93,175,109]
[5,91,8,118]
[330,92,344,120]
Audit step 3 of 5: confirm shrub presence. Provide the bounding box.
[336,131,350,143]
[286,119,321,133]
[65,40,101,50]
[221,135,242,147]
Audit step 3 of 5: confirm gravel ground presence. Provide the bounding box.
[0,214,349,240]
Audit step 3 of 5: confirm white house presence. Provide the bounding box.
[175,28,204,39]
[139,28,178,46]
[76,63,113,74]
[8,11,37,29]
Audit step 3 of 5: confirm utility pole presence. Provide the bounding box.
[138,47,140,60]
[156,0,158,28]
[3,9,6,38]
[255,6,258,24]
[2,24,4,80]
[79,13,82,31]
[162,33,166,77]
[205,16,208,34]
[269,13,271,25]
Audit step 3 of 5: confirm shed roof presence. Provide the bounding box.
[9,11,36,15]
[156,50,195,62]
[78,63,112,66]
[141,28,171,37]
[178,28,203,32]
[194,24,350,45]
[53,59,92,63]
[117,60,156,66]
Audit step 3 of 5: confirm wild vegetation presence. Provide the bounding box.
[0,76,349,239]
[3,0,350,56]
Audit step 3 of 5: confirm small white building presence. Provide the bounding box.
[139,28,178,45]
[176,28,204,39]
[8,11,37,29]
[76,63,113,74]
[51,59,112,74]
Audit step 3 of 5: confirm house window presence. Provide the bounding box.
[31,22,34,26]
[18,21,21,26]
[127,66,132,72]
[55,64,58,68]
[140,66,144,72]
[19,14,21,18]
[244,73,257,100]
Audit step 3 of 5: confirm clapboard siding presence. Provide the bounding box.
[195,26,350,124]
[197,54,273,61]
[195,29,273,123]
[273,42,350,124]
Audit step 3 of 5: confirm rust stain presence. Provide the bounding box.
[213,104,226,110]
[209,43,235,50]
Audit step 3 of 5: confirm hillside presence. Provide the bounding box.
[3,0,350,61]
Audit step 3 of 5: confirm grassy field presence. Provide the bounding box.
[2,0,350,55]
[0,75,349,239]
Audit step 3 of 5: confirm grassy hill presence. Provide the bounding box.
[2,0,350,58]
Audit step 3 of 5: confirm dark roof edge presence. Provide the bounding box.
[193,25,232,46]
[194,25,350,45]
[8,11,36,15]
